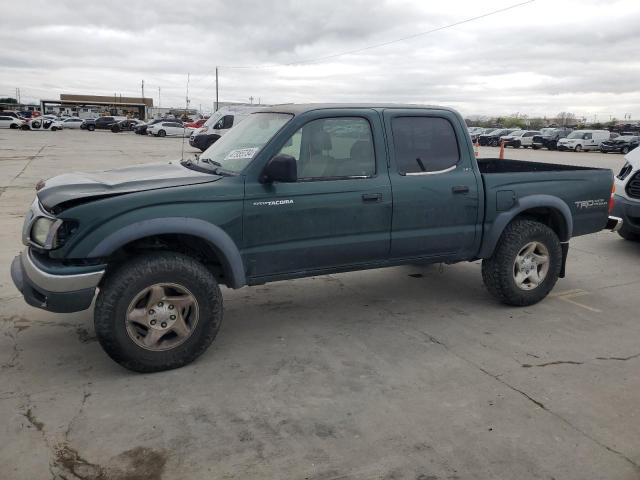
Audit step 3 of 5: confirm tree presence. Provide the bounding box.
[0,97,17,104]
[555,112,577,127]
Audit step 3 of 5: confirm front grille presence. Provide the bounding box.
[626,171,640,199]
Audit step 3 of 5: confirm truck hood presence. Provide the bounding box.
[37,161,221,210]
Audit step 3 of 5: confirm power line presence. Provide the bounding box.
[219,0,536,70]
[188,0,535,100]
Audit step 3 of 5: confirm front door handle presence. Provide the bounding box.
[452,185,470,194]
[362,193,382,203]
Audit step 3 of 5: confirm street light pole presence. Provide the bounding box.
[215,66,219,112]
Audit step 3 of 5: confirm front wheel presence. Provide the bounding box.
[621,146,630,154]
[574,144,582,152]
[87,124,95,131]
[94,252,223,372]
[482,219,562,306]
[157,129,166,137]
[10,123,18,129]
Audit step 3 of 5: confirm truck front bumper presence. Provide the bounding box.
[10,249,105,313]
[612,195,640,234]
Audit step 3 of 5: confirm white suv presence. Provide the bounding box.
[612,147,640,241]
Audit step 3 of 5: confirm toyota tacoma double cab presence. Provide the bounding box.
[11,104,622,372]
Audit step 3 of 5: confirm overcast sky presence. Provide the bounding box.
[1,0,639,119]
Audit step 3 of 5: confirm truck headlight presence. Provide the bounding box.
[31,218,59,247]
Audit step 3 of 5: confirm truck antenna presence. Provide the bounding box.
[181,73,190,162]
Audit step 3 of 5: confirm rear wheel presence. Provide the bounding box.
[482,219,562,306]
[94,252,223,372]
[21,125,29,131]
[51,126,57,131]
[87,124,95,131]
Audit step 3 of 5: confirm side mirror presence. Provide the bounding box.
[260,154,297,183]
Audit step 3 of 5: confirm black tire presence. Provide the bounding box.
[94,252,223,372]
[621,146,629,154]
[21,125,29,130]
[10,123,18,129]
[111,125,121,133]
[618,225,640,241]
[87,124,95,131]
[51,126,57,131]
[158,129,166,137]
[481,219,562,306]
[514,141,521,149]
[574,144,582,152]
[532,145,540,150]
[491,139,499,147]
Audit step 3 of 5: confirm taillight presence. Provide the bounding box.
[608,183,616,213]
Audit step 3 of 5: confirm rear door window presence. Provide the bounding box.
[391,117,460,174]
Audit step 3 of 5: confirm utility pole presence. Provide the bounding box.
[141,80,145,99]
[215,66,219,112]
[158,87,161,108]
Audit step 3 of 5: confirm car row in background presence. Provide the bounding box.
[134,118,183,135]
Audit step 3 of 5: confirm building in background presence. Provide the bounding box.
[40,94,153,119]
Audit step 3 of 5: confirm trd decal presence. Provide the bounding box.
[574,199,607,209]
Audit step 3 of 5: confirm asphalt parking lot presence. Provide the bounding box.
[1,129,639,480]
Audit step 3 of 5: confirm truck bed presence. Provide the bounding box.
[477,158,604,174]
[477,158,614,239]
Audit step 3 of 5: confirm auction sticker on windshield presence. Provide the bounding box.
[224,147,259,161]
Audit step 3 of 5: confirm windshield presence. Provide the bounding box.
[567,131,586,139]
[198,112,293,172]
[509,130,524,137]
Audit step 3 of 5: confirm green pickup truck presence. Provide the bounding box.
[11,104,622,372]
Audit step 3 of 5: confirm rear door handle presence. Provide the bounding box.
[452,185,470,194]
[362,193,382,202]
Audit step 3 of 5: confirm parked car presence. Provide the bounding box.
[147,121,192,137]
[532,128,573,150]
[0,111,22,120]
[600,135,640,154]
[185,118,207,129]
[10,103,620,372]
[502,130,541,148]
[111,119,145,133]
[61,117,85,129]
[479,128,517,146]
[189,106,262,151]
[134,118,182,135]
[80,118,97,130]
[613,147,640,241]
[557,130,611,152]
[20,117,63,131]
[0,115,25,129]
[84,116,126,131]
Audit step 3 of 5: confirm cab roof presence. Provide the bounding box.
[255,103,460,115]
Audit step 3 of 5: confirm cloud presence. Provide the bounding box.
[1,0,639,118]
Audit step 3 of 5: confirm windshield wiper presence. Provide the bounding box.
[197,157,238,176]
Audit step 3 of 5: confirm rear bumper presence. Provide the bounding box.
[10,249,104,313]
[606,216,623,232]
[612,194,640,233]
